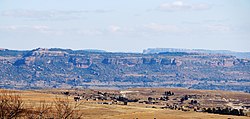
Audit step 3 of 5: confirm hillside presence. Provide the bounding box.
[0,48,250,91]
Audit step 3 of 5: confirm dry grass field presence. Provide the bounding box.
[1,88,250,119]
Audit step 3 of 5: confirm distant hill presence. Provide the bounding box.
[0,48,250,92]
[143,48,250,59]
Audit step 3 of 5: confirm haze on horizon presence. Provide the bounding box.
[0,0,250,52]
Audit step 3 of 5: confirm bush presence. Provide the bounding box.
[53,97,83,119]
[0,92,24,118]
[0,90,83,119]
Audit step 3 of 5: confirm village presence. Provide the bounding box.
[53,88,250,117]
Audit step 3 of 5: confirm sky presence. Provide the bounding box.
[0,0,250,52]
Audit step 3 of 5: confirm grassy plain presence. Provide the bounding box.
[1,88,249,119]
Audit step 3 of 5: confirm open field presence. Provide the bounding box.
[1,88,250,119]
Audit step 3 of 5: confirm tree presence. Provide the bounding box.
[231,109,240,116]
[1,90,84,118]
[206,108,212,113]
[53,97,83,119]
[0,92,24,119]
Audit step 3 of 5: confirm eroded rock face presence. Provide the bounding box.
[202,58,243,67]
[121,58,142,66]
[160,58,171,65]
[160,58,177,65]
[142,58,160,65]
[102,57,177,65]
[69,57,92,68]
[222,59,235,67]
[13,57,36,66]
[238,59,250,66]
[102,57,143,66]
[101,57,178,66]
[102,58,117,64]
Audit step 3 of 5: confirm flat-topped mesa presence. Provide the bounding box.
[143,48,250,59]
[25,48,69,57]
[13,48,69,66]
[1,48,250,91]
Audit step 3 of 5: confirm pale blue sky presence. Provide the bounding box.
[0,0,250,52]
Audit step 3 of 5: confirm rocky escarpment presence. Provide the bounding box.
[0,48,250,91]
[143,48,250,59]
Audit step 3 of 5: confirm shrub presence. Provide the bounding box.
[0,92,24,118]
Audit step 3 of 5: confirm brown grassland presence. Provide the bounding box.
[0,88,250,119]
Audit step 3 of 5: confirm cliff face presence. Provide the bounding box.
[0,48,250,91]
[143,48,250,59]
